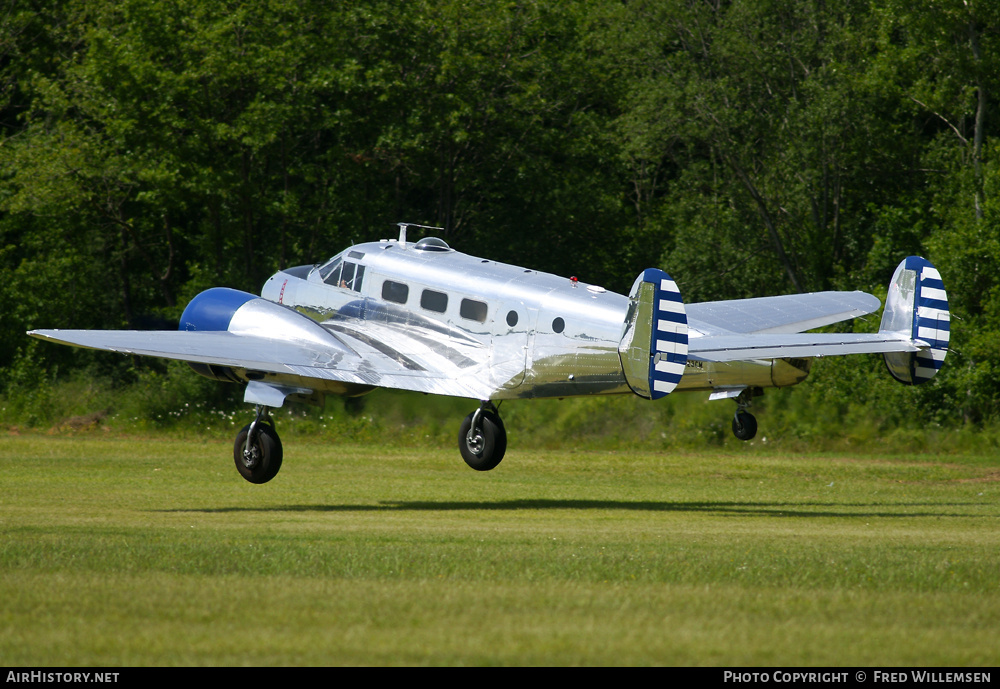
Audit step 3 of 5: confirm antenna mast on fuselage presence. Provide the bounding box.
[396,222,444,249]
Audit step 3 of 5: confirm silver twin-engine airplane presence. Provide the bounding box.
[29,223,950,484]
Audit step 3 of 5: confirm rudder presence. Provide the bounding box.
[880,256,949,385]
[619,269,689,399]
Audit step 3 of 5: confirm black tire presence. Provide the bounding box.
[458,409,507,471]
[732,411,758,441]
[234,422,283,484]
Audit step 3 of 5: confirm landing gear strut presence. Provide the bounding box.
[731,388,758,441]
[459,401,507,471]
[234,406,283,483]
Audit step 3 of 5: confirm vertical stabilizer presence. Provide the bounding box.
[880,256,949,385]
[619,269,689,399]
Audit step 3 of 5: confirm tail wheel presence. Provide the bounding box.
[459,409,507,471]
[732,411,757,441]
[234,421,283,483]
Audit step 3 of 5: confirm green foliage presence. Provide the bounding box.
[2,0,1000,436]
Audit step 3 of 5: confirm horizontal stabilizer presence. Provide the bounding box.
[689,332,925,362]
[687,256,948,380]
[686,291,881,336]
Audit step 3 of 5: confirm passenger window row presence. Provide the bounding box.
[382,280,487,323]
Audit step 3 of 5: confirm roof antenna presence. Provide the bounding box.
[396,222,444,250]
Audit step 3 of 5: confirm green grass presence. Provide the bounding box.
[1,434,998,665]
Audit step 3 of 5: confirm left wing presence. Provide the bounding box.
[27,328,493,400]
[28,290,496,401]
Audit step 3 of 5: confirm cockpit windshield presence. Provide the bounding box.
[318,256,342,284]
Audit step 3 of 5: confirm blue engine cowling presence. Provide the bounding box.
[179,287,258,332]
[179,288,258,382]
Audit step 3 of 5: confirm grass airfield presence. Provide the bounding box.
[1,434,998,666]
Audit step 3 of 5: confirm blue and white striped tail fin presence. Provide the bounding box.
[881,256,949,385]
[619,268,689,400]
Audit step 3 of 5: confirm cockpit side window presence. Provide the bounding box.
[350,264,365,292]
[320,257,342,285]
[324,260,365,292]
[340,262,355,288]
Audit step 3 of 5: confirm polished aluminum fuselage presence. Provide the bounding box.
[260,238,805,401]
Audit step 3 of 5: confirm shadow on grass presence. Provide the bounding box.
[157,499,988,519]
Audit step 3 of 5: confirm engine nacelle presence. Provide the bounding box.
[179,287,258,332]
[180,288,258,382]
[177,287,360,393]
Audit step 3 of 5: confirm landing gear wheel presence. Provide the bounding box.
[459,409,507,471]
[234,421,283,483]
[732,411,758,441]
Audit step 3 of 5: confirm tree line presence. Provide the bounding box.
[1,0,998,427]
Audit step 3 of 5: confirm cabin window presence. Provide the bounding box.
[460,298,488,323]
[382,280,409,304]
[506,310,519,327]
[421,289,448,313]
[552,317,565,333]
